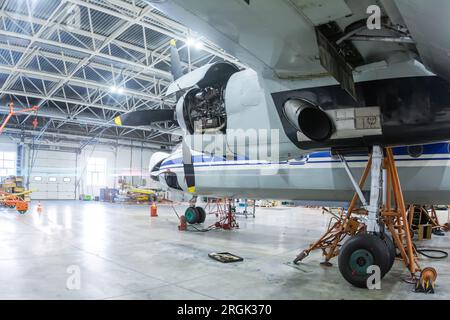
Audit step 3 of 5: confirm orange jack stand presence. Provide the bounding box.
[294,155,373,265]
[213,199,239,230]
[407,205,446,234]
[381,149,420,276]
[178,215,187,231]
[295,147,437,291]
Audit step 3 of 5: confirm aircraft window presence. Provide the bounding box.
[48,177,57,182]
[34,176,42,182]
[408,145,423,158]
[63,177,71,182]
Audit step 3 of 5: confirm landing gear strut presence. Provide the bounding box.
[295,147,437,291]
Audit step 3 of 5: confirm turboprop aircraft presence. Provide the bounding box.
[115,0,450,289]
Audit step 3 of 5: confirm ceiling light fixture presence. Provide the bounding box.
[186,37,204,50]
[186,37,196,47]
[195,41,204,50]
[110,86,125,94]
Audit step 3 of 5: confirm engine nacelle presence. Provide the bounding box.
[174,65,303,161]
[172,62,240,135]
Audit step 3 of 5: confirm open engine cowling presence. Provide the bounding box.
[172,62,239,135]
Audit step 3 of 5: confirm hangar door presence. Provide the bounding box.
[29,150,77,200]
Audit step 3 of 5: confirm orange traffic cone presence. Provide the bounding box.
[37,201,43,214]
[150,202,158,217]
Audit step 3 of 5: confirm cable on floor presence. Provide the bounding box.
[413,243,448,259]
[416,248,448,259]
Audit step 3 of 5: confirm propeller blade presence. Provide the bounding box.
[170,39,184,81]
[182,139,195,193]
[114,109,175,126]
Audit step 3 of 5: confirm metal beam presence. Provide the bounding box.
[0,64,169,104]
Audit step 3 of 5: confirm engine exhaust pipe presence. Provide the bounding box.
[283,99,334,142]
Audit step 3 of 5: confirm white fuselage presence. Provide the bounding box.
[154,142,450,205]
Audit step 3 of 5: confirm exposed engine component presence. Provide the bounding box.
[283,99,334,142]
[174,62,239,135]
[183,86,227,134]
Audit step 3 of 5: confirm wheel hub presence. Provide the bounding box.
[350,249,374,276]
[185,209,195,220]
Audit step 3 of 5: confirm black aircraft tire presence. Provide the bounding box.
[196,207,206,223]
[185,207,199,225]
[338,233,391,288]
[381,233,396,272]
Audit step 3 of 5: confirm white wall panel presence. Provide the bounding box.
[19,138,158,200]
[28,150,77,200]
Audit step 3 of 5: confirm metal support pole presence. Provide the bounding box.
[382,168,388,207]
[367,146,383,233]
[339,155,368,208]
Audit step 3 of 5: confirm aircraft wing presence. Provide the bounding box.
[394,0,450,81]
[149,0,450,86]
[151,0,329,78]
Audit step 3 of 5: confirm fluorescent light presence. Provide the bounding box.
[186,37,204,50]
[110,86,125,94]
[186,37,195,47]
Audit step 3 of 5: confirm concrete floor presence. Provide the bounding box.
[0,200,449,300]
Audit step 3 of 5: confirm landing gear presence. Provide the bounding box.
[184,206,206,224]
[338,233,390,288]
[178,199,239,231]
[196,207,206,223]
[380,233,396,272]
[185,207,200,224]
[295,146,438,291]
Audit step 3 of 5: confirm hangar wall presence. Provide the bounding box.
[0,135,161,200]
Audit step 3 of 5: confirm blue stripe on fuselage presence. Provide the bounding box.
[160,142,450,170]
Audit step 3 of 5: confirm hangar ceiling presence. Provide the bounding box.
[0,0,240,148]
